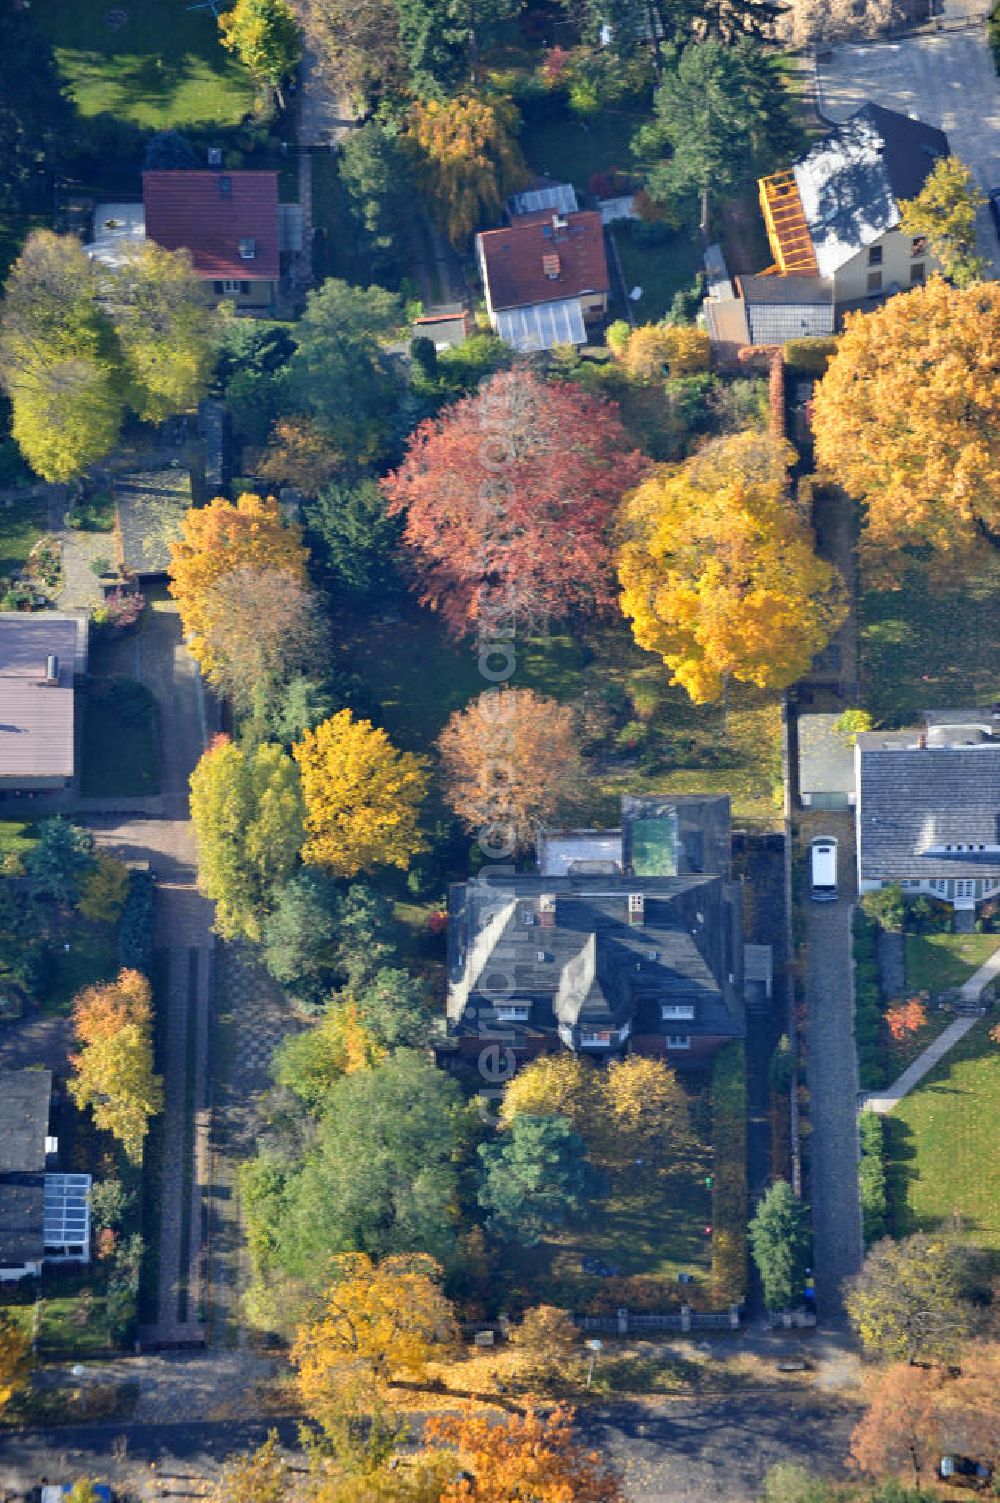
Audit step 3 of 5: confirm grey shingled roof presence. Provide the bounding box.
[0,1069,52,1268]
[858,733,1000,880]
[0,620,78,781]
[793,103,948,276]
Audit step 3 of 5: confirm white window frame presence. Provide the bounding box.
[496,1004,530,1023]
[580,1028,614,1047]
[666,1034,691,1050]
[662,1003,695,1021]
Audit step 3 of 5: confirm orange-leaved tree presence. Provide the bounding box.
[382,370,647,638]
[436,687,585,854]
[885,997,929,1041]
[69,969,163,1164]
[618,430,846,703]
[408,95,528,247]
[293,710,429,877]
[168,493,309,676]
[850,1362,943,1488]
[292,1252,457,1438]
[426,1406,624,1502]
[812,278,1000,569]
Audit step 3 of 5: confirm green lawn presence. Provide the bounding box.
[48,914,122,1013]
[905,932,1000,996]
[520,108,647,195]
[80,676,161,797]
[33,0,256,129]
[339,601,783,826]
[0,493,51,580]
[516,1163,713,1311]
[1,1270,119,1355]
[611,223,704,323]
[888,1018,1000,1250]
[862,555,1000,724]
[0,821,39,859]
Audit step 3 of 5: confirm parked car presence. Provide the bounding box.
[809,835,839,902]
[939,1455,992,1490]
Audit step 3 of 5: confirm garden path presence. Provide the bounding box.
[87,602,216,1347]
[861,945,1000,1113]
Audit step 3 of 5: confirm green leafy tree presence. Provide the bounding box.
[332,882,398,988]
[478,1114,598,1245]
[353,967,435,1050]
[833,708,874,745]
[393,0,470,96]
[25,818,97,906]
[633,39,796,239]
[0,232,123,481]
[114,242,217,422]
[261,867,340,1003]
[748,1179,811,1311]
[897,155,988,289]
[305,477,402,598]
[268,1051,468,1294]
[860,882,906,932]
[285,279,402,466]
[268,674,342,747]
[0,0,73,218]
[189,736,304,943]
[845,1233,974,1364]
[339,122,414,285]
[219,0,302,108]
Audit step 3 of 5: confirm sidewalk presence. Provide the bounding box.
[861,944,1000,1114]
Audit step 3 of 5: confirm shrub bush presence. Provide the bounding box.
[858,1110,888,1244]
[710,1042,748,1303]
[782,337,838,375]
[119,869,154,973]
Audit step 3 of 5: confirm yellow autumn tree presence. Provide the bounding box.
[897,155,987,289]
[0,1312,30,1413]
[614,323,711,381]
[597,1055,695,1170]
[409,95,528,247]
[498,1053,600,1135]
[68,969,163,1164]
[618,431,847,703]
[76,851,130,924]
[509,1305,581,1387]
[168,494,309,676]
[812,277,1000,569]
[293,710,428,877]
[292,1253,457,1438]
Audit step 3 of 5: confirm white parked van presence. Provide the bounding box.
[809,835,838,902]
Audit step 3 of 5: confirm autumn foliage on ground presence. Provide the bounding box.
[69,968,163,1164]
[618,431,847,702]
[382,370,647,637]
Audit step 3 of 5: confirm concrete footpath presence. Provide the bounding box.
[862,943,1000,1114]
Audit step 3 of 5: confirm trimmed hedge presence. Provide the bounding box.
[853,909,887,1090]
[858,1109,888,1244]
[119,869,155,973]
[710,1041,748,1303]
[782,336,838,375]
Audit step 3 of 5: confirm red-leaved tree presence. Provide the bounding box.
[381,370,647,637]
[886,997,929,1041]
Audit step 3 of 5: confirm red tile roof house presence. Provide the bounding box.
[143,170,281,313]
[475,210,610,353]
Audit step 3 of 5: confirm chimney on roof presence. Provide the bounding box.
[539,893,556,928]
[207,146,223,167]
[918,728,927,749]
[542,252,561,279]
[44,654,58,686]
[628,892,645,926]
[552,213,568,231]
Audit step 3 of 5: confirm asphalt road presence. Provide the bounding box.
[0,1387,863,1503]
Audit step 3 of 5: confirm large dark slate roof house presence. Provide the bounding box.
[856,709,1000,925]
[446,796,744,1066]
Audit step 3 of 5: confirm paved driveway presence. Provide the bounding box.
[800,810,864,1322]
[816,26,1000,267]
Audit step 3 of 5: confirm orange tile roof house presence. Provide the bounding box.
[143,170,281,312]
[476,209,610,352]
[0,616,86,792]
